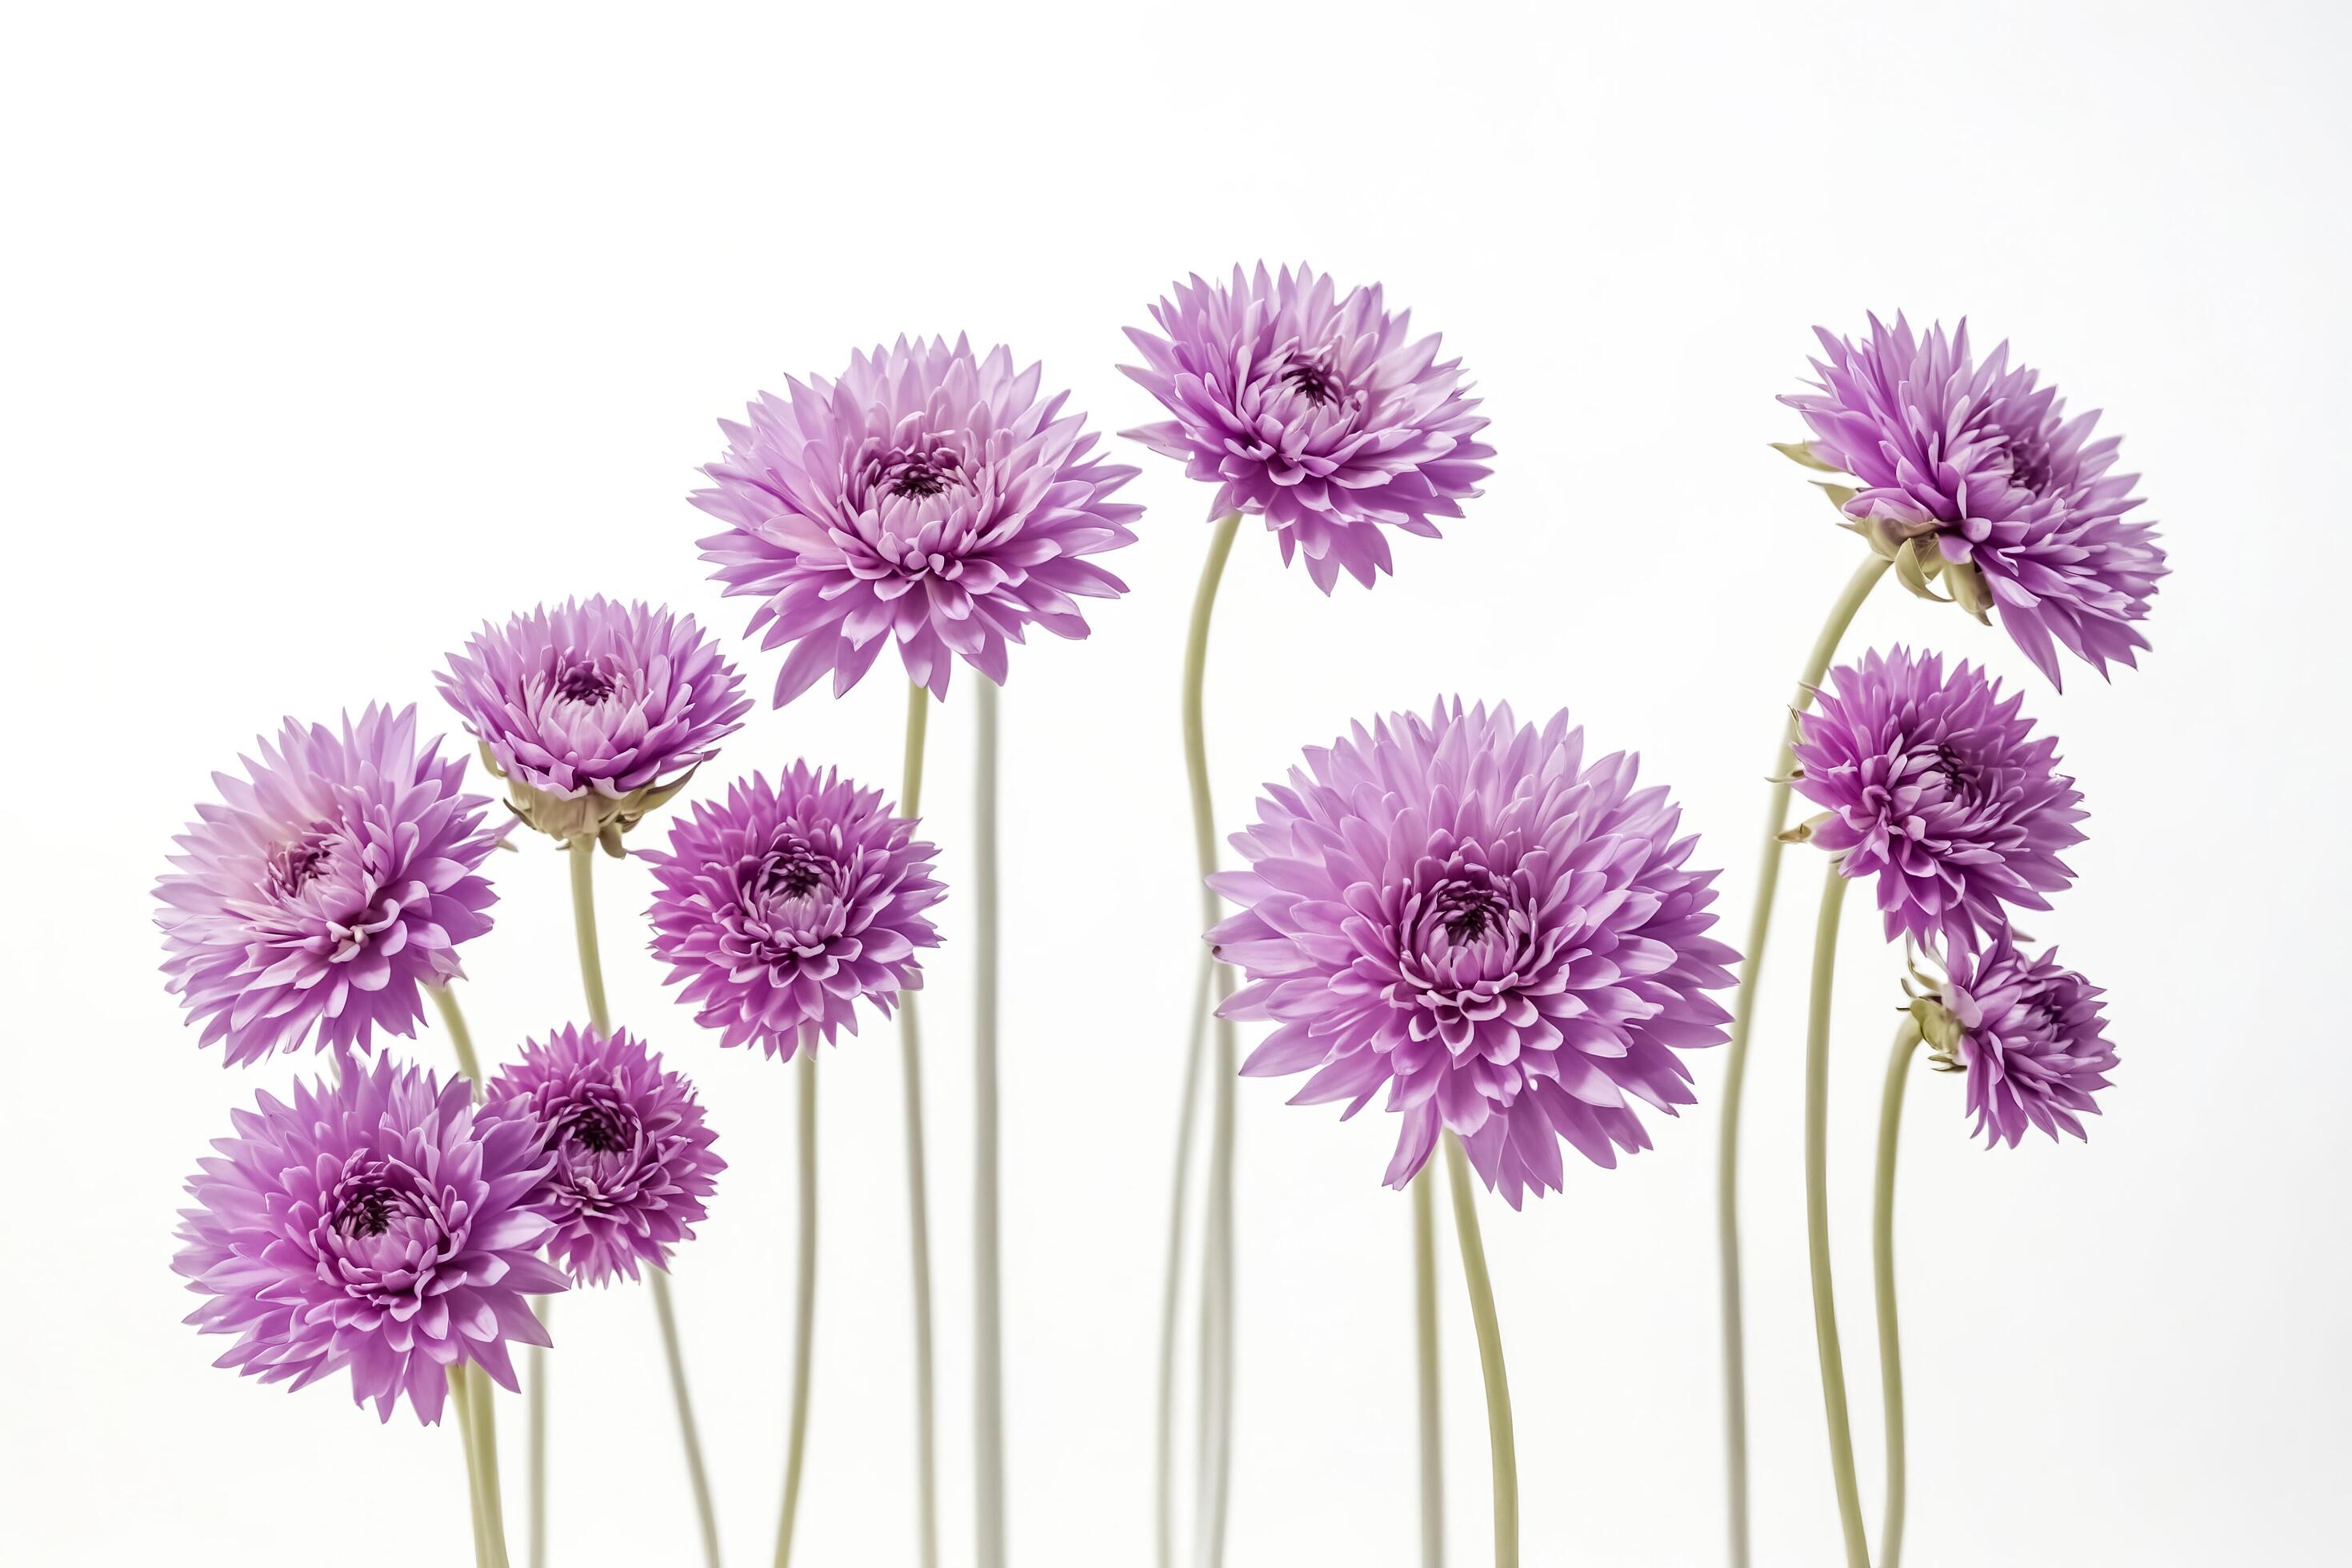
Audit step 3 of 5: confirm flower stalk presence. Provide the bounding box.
[1442,1134,1515,1568]
[1874,1017,1923,1568]
[974,678,1007,1568]
[898,681,941,1568]
[1802,862,1870,1568]
[775,1053,819,1568]
[1414,1162,1447,1568]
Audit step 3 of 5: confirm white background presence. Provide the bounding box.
[4,3,2346,1564]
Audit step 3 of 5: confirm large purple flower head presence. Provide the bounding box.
[1791,646,2086,957]
[437,596,750,848]
[1122,264,1494,593]
[172,1056,566,1424]
[156,705,502,1068]
[1914,927,2117,1148]
[485,1025,724,1286]
[691,337,1143,704]
[1208,699,1738,1206]
[643,763,944,1059]
[1783,314,2166,688]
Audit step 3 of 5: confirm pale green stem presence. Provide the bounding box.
[433,989,501,1568]
[1414,1162,1447,1568]
[1154,948,1211,1568]
[974,678,1007,1568]
[452,1365,492,1567]
[427,982,486,1087]
[1716,552,1888,1568]
[1442,1135,1516,1568]
[651,1270,723,1568]
[567,837,612,1034]
[1803,864,1870,1568]
[1874,1019,1923,1568]
[898,682,941,1568]
[526,1333,547,1568]
[470,1366,514,1568]
[775,1052,819,1567]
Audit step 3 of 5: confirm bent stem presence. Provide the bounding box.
[1414,1162,1447,1568]
[1802,864,1870,1568]
[898,682,941,1568]
[974,678,1008,1568]
[1716,551,1887,1568]
[1874,1018,1923,1568]
[775,1052,819,1567]
[651,1270,723,1568]
[1442,1135,1516,1568]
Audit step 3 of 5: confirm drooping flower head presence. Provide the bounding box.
[1913,927,2117,1148]
[692,337,1143,704]
[1209,699,1738,1206]
[1783,314,2166,688]
[643,764,944,1059]
[437,596,750,847]
[1791,646,2086,958]
[172,1056,566,1423]
[485,1024,724,1285]
[156,705,502,1068]
[1122,264,1494,593]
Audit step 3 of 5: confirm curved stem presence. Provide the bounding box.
[1154,948,1212,1568]
[651,1270,723,1568]
[895,682,941,1568]
[567,837,612,1034]
[974,678,1007,1568]
[1874,1019,1923,1568]
[1802,863,1870,1568]
[1414,1162,1447,1568]
[427,983,486,1088]
[452,1365,492,1566]
[775,1052,819,1567]
[1442,1135,1516,1568]
[1716,552,1887,1568]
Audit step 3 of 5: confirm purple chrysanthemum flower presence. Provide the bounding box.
[643,764,944,1058]
[172,1055,566,1423]
[1121,263,1494,592]
[691,337,1143,704]
[156,705,502,1068]
[1918,927,2117,1148]
[1791,646,2086,958]
[437,596,750,846]
[1207,699,1738,1206]
[1784,314,2166,688]
[485,1025,724,1285]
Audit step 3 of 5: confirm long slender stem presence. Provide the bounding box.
[1414,1162,1447,1568]
[526,1328,547,1568]
[1154,948,1212,1568]
[775,1052,819,1567]
[1802,863,1870,1568]
[434,989,502,1568]
[1442,1135,1516,1568]
[1716,552,1888,1568]
[898,682,941,1568]
[651,1270,724,1568]
[973,677,1008,1568]
[1874,1019,1923,1568]
[567,838,612,1034]
[470,1366,513,1568]
[428,982,486,1086]
[452,1365,492,1567]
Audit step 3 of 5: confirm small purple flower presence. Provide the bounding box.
[1209,699,1738,1206]
[643,764,944,1059]
[1122,263,1493,592]
[172,1056,566,1424]
[486,1025,724,1286]
[1918,927,2117,1148]
[1792,647,2086,958]
[156,705,502,1068]
[1784,314,2166,688]
[692,337,1143,704]
[438,597,750,846]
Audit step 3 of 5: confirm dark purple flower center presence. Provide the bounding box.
[753,835,835,902]
[1281,360,1342,407]
[330,1174,412,1238]
[558,1099,635,1155]
[873,443,966,500]
[267,825,337,896]
[1927,742,1981,802]
[555,661,616,703]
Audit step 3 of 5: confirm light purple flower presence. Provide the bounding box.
[172,1056,566,1424]
[1792,647,2086,958]
[437,596,750,846]
[1785,314,2166,688]
[156,705,502,1068]
[1921,927,2117,1148]
[486,1025,724,1286]
[1208,699,1738,1206]
[691,337,1143,704]
[1122,263,1493,592]
[643,764,944,1059]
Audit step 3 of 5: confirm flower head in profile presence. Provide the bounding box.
[1783,314,2166,688]
[486,1024,723,1285]
[172,1056,566,1423]
[692,337,1143,704]
[1913,927,2117,1148]
[438,597,750,848]
[644,764,944,1058]
[1209,699,1738,1206]
[1791,646,2086,957]
[156,705,502,1068]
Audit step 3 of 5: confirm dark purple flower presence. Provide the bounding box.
[643,764,944,1059]
[1918,927,2117,1147]
[485,1025,724,1285]
[1784,314,2166,688]
[156,705,502,1068]
[1208,699,1738,1206]
[1792,646,2086,958]
[691,337,1143,704]
[172,1056,566,1423]
[1122,263,1493,592]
